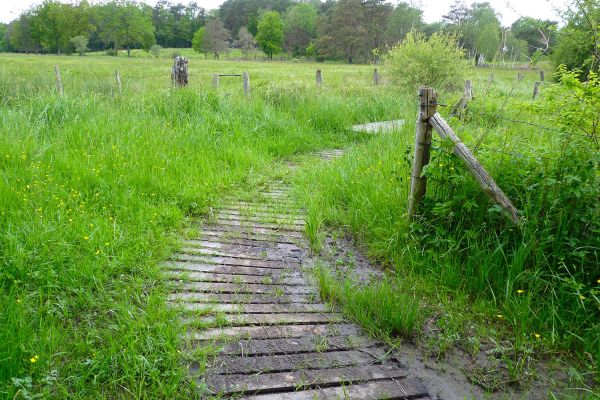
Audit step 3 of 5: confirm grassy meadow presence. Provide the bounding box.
[0,52,598,398]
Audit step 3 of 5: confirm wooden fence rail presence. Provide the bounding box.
[409,86,520,224]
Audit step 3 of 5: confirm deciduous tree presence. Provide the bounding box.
[256,11,283,59]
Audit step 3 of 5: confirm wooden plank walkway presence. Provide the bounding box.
[165,150,429,399]
[352,120,405,133]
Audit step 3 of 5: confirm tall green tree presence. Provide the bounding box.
[385,2,423,44]
[203,19,231,59]
[553,0,600,75]
[0,23,8,51]
[283,3,317,56]
[191,26,208,57]
[98,1,155,56]
[326,0,368,63]
[511,17,558,55]
[256,11,283,59]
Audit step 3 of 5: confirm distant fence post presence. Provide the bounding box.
[242,72,250,96]
[212,73,220,88]
[54,65,63,96]
[540,70,545,82]
[451,79,473,117]
[532,81,540,100]
[488,73,494,83]
[172,56,188,87]
[464,79,474,100]
[115,70,122,96]
[408,87,437,218]
[517,73,524,81]
[373,68,380,86]
[316,69,323,87]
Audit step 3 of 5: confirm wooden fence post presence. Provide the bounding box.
[373,68,380,85]
[540,70,545,82]
[532,81,540,100]
[464,79,474,100]
[54,65,63,96]
[115,70,122,95]
[517,73,524,81]
[172,56,188,86]
[408,87,437,218]
[242,72,250,96]
[488,73,494,83]
[316,69,323,87]
[212,73,219,88]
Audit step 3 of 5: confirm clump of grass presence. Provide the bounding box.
[316,266,421,339]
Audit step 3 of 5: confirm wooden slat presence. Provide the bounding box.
[171,302,329,314]
[178,246,301,262]
[164,271,307,286]
[194,312,344,326]
[171,282,316,295]
[207,364,406,395]
[168,292,316,304]
[163,262,282,276]
[238,378,429,399]
[189,323,361,341]
[210,335,377,356]
[171,254,299,269]
[209,349,384,375]
[214,219,304,233]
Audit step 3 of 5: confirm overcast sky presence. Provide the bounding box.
[0,0,568,25]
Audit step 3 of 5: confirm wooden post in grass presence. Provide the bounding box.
[464,79,474,100]
[373,68,380,85]
[316,69,323,87]
[533,81,540,100]
[408,87,437,218]
[115,70,122,95]
[212,73,220,88]
[172,56,188,87]
[517,73,524,81]
[242,72,250,96]
[54,65,63,96]
[428,113,520,224]
[540,70,545,82]
[488,73,494,83]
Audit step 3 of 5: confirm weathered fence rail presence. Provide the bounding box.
[409,86,520,224]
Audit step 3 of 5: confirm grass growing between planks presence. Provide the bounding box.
[294,66,599,395]
[0,54,405,398]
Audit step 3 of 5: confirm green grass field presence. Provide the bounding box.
[0,53,598,398]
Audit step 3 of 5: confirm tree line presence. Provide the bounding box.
[0,0,597,72]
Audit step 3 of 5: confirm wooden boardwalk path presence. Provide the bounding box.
[165,150,430,399]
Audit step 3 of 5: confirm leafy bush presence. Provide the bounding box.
[149,44,162,58]
[385,30,468,91]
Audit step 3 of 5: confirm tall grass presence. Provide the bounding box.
[0,54,400,398]
[295,68,599,381]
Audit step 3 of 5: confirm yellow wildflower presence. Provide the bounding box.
[579,295,585,300]
[496,314,504,319]
[517,289,525,294]
[534,333,541,339]
[30,355,39,363]
[84,236,89,240]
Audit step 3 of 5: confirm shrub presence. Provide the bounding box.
[149,44,162,58]
[385,30,468,92]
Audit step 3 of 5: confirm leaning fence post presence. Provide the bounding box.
[54,65,63,96]
[212,73,220,88]
[172,56,188,87]
[242,72,250,96]
[408,87,437,218]
[316,69,323,87]
[540,70,545,82]
[532,81,540,100]
[373,68,380,85]
[115,70,122,95]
